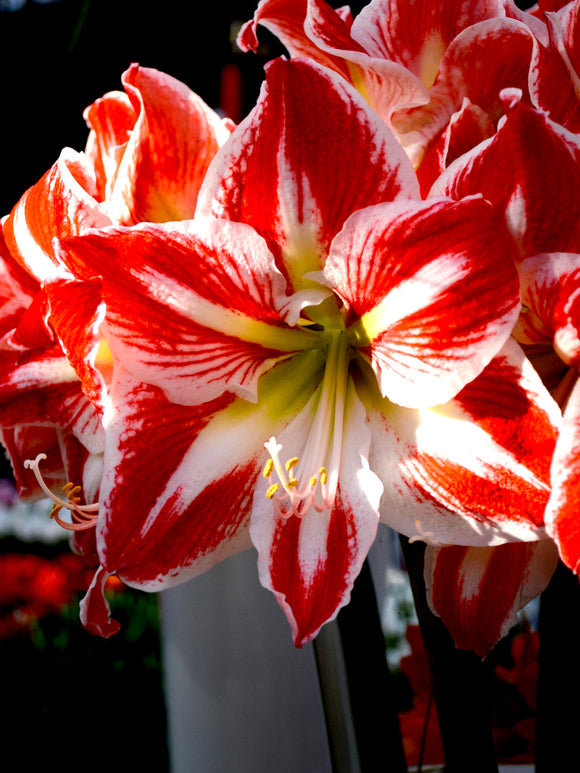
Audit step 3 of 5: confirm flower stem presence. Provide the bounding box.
[400,537,498,773]
[313,560,408,772]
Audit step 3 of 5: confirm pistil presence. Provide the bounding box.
[263,332,349,518]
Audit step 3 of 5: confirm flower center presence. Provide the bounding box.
[262,332,349,519]
[23,453,99,532]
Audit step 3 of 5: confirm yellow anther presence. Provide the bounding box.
[50,503,62,518]
[285,457,300,471]
[319,467,328,485]
[287,478,299,488]
[309,476,318,487]
[263,459,274,478]
[62,482,75,494]
[266,483,280,499]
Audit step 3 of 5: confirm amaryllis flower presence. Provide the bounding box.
[0,65,230,563]
[239,0,540,166]
[40,58,559,645]
[3,64,232,284]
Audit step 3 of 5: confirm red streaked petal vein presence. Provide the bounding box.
[329,196,520,407]
[251,378,382,646]
[362,339,558,545]
[2,148,111,283]
[99,354,324,587]
[197,57,419,291]
[424,540,558,657]
[59,220,314,405]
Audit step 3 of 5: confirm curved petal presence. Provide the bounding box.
[514,252,580,365]
[2,148,111,283]
[424,539,558,657]
[59,220,315,405]
[198,56,419,291]
[104,64,232,224]
[432,95,580,258]
[328,196,520,407]
[250,376,382,646]
[361,339,559,545]
[45,276,111,416]
[83,88,137,201]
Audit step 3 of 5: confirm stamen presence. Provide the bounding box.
[23,453,99,532]
[262,332,349,520]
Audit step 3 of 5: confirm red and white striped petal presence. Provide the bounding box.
[198,57,419,292]
[432,94,580,258]
[101,64,232,224]
[97,353,324,589]
[59,219,315,406]
[45,276,111,416]
[545,376,580,572]
[424,540,558,657]
[0,229,39,336]
[327,196,520,407]
[362,339,559,545]
[83,88,137,202]
[2,148,111,283]
[250,377,383,646]
[238,0,355,73]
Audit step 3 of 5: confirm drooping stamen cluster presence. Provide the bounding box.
[23,453,99,532]
[262,438,331,518]
[262,332,349,519]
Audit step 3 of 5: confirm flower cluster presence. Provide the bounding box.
[1,0,578,653]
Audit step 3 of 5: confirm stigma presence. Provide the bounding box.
[23,453,99,532]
